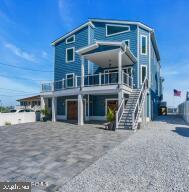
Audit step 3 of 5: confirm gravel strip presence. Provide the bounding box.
[60,116,189,192]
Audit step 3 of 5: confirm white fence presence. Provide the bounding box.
[0,112,39,126]
[178,101,189,124]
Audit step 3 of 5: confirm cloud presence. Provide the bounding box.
[58,0,75,29]
[41,51,48,59]
[5,43,37,63]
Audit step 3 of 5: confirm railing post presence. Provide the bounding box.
[99,73,101,85]
[116,112,118,129]
[75,75,78,88]
[81,56,84,88]
[52,81,54,92]
[62,78,65,89]
[127,74,129,86]
[132,112,134,129]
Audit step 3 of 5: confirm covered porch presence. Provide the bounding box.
[41,41,137,126]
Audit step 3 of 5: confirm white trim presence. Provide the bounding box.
[51,21,95,46]
[148,32,152,120]
[124,39,130,49]
[105,24,130,37]
[88,25,91,74]
[76,41,137,63]
[105,98,118,115]
[140,35,148,55]
[66,47,75,63]
[66,35,75,44]
[66,73,75,88]
[89,19,153,32]
[140,65,147,84]
[65,99,87,120]
[137,26,139,88]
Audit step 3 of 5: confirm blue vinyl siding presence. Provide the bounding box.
[91,95,117,116]
[53,20,161,119]
[54,26,89,81]
[92,22,138,84]
[138,27,150,87]
[150,40,161,117]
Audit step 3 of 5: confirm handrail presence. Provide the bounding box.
[132,78,148,129]
[41,71,133,92]
[116,98,124,129]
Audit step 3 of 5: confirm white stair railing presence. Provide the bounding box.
[116,98,125,129]
[132,78,148,129]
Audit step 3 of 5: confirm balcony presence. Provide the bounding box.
[41,71,133,93]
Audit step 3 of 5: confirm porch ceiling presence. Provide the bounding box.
[76,41,137,68]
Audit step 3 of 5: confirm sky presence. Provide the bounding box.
[0,0,189,107]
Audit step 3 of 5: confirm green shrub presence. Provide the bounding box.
[5,121,11,126]
[41,106,49,117]
[106,107,115,122]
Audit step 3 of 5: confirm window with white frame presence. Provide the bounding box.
[141,65,147,84]
[140,35,147,55]
[125,40,130,49]
[66,73,75,88]
[106,24,130,37]
[66,47,75,63]
[66,35,75,44]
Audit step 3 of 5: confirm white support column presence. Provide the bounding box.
[99,72,101,85]
[81,56,85,88]
[78,94,84,125]
[118,90,124,106]
[52,96,57,122]
[118,50,122,85]
[75,75,78,88]
[40,96,45,110]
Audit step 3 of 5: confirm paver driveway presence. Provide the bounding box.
[61,116,189,192]
[0,121,131,191]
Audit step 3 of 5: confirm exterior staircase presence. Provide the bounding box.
[116,78,148,130]
[119,89,141,129]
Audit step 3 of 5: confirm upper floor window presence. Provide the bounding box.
[66,73,75,87]
[66,47,75,63]
[141,65,147,84]
[66,35,75,44]
[106,24,130,37]
[140,35,147,55]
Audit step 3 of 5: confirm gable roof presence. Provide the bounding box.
[17,95,40,102]
[51,21,95,46]
[89,18,153,31]
[51,18,160,61]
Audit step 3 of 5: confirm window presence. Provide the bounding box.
[106,24,130,37]
[141,65,147,84]
[66,35,75,44]
[66,47,75,63]
[125,40,130,49]
[141,35,147,55]
[66,73,75,88]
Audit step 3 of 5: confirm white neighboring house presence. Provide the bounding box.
[16,95,41,111]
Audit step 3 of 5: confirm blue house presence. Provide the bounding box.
[40,19,163,129]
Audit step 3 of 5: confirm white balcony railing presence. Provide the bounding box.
[41,71,133,92]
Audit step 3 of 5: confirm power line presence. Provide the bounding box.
[0,62,53,72]
[0,92,39,97]
[0,74,50,82]
[0,87,37,93]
